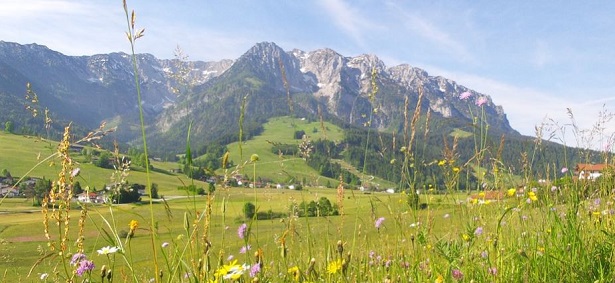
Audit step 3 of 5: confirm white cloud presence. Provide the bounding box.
[315,0,369,48]
[384,2,475,63]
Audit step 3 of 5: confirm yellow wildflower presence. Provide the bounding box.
[452,167,460,173]
[478,192,486,198]
[128,219,138,238]
[507,188,516,197]
[214,260,246,280]
[129,220,138,231]
[435,274,444,283]
[438,160,446,166]
[462,234,470,242]
[528,191,538,202]
[288,266,300,281]
[327,259,342,274]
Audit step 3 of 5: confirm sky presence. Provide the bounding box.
[2,0,615,148]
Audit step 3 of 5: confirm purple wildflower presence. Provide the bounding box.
[474,226,483,236]
[239,245,251,254]
[488,267,498,276]
[481,250,489,258]
[476,96,488,107]
[452,269,464,280]
[250,263,261,277]
[237,223,248,239]
[459,91,472,100]
[375,217,385,229]
[76,260,95,276]
[70,253,86,266]
[561,167,568,174]
[368,250,375,259]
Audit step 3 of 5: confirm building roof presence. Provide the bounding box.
[575,163,609,172]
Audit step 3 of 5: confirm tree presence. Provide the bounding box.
[294,130,306,139]
[150,183,159,199]
[25,178,51,206]
[317,197,334,216]
[4,121,14,133]
[94,151,112,169]
[72,181,83,195]
[111,183,142,204]
[243,202,256,219]
[208,182,216,194]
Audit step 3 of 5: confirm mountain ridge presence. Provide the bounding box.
[0,40,517,155]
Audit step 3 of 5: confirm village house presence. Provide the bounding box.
[575,163,610,180]
[76,191,106,203]
[0,184,17,197]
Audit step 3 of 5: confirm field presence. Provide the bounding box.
[2,129,614,282]
[0,131,209,197]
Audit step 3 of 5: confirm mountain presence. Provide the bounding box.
[0,41,231,140]
[0,40,517,154]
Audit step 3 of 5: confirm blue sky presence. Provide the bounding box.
[2,0,615,146]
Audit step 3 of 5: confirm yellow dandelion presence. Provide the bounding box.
[327,259,342,274]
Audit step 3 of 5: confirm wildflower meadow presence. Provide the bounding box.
[1,1,615,283]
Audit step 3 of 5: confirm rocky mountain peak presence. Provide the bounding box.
[0,40,519,153]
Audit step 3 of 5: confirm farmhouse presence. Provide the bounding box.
[0,184,17,197]
[575,163,610,180]
[76,192,106,203]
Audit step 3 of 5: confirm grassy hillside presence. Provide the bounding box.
[0,131,207,196]
[220,116,394,188]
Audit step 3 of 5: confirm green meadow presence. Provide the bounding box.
[1,123,614,282]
